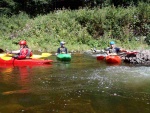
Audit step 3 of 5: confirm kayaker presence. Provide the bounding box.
[105,41,126,55]
[7,40,33,59]
[56,41,68,54]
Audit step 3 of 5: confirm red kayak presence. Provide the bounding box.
[105,55,121,64]
[0,57,53,66]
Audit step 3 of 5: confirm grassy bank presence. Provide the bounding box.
[0,3,150,53]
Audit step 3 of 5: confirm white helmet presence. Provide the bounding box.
[60,41,65,45]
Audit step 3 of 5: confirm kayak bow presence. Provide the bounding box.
[57,53,71,61]
[105,55,121,64]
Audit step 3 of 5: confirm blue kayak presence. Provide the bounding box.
[57,54,71,61]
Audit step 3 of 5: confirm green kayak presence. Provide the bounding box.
[57,54,71,61]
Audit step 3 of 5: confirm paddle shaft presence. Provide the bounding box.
[0,52,52,59]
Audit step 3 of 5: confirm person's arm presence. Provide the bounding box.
[120,49,127,52]
[10,50,20,54]
[116,47,127,53]
[57,48,60,54]
[65,48,68,54]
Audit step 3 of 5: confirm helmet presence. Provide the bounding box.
[19,40,27,45]
[110,41,115,45]
[60,41,65,45]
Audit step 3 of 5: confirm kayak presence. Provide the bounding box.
[96,54,121,64]
[96,52,138,64]
[57,54,71,61]
[105,55,121,64]
[0,57,53,66]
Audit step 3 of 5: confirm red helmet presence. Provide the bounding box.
[19,40,27,45]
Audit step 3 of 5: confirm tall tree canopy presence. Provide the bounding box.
[0,0,149,16]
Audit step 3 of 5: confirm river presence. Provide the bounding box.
[0,54,150,113]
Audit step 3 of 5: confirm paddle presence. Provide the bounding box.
[1,56,12,60]
[30,53,52,59]
[41,53,52,57]
[117,51,138,58]
[0,52,52,59]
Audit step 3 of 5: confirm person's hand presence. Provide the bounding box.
[6,51,11,54]
[6,49,11,54]
[6,51,13,57]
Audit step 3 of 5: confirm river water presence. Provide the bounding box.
[0,54,150,113]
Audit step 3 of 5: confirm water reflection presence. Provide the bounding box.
[55,62,71,70]
[0,64,52,95]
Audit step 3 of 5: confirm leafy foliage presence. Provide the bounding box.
[145,34,150,45]
[0,0,149,16]
[0,2,150,52]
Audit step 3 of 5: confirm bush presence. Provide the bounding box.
[0,3,149,51]
[145,34,150,45]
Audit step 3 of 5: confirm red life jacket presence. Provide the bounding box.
[17,48,32,59]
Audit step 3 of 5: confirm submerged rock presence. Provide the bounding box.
[124,50,150,66]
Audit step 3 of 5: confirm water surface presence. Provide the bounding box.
[0,54,150,113]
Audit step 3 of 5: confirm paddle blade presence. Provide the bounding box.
[30,53,51,59]
[0,54,5,57]
[6,54,13,57]
[1,56,12,60]
[41,53,52,57]
[30,55,42,59]
[0,53,13,57]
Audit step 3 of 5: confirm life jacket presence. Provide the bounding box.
[59,47,67,53]
[107,47,120,54]
[18,48,32,59]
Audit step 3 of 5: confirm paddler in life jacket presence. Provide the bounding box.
[7,40,33,59]
[105,41,126,55]
[56,41,68,55]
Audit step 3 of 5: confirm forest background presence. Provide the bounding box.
[0,0,150,52]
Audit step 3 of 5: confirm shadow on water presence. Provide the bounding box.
[0,54,150,113]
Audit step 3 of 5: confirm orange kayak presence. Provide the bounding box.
[105,55,121,64]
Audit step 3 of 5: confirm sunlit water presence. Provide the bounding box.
[0,54,150,113]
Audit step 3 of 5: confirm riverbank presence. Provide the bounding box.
[0,3,149,51]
